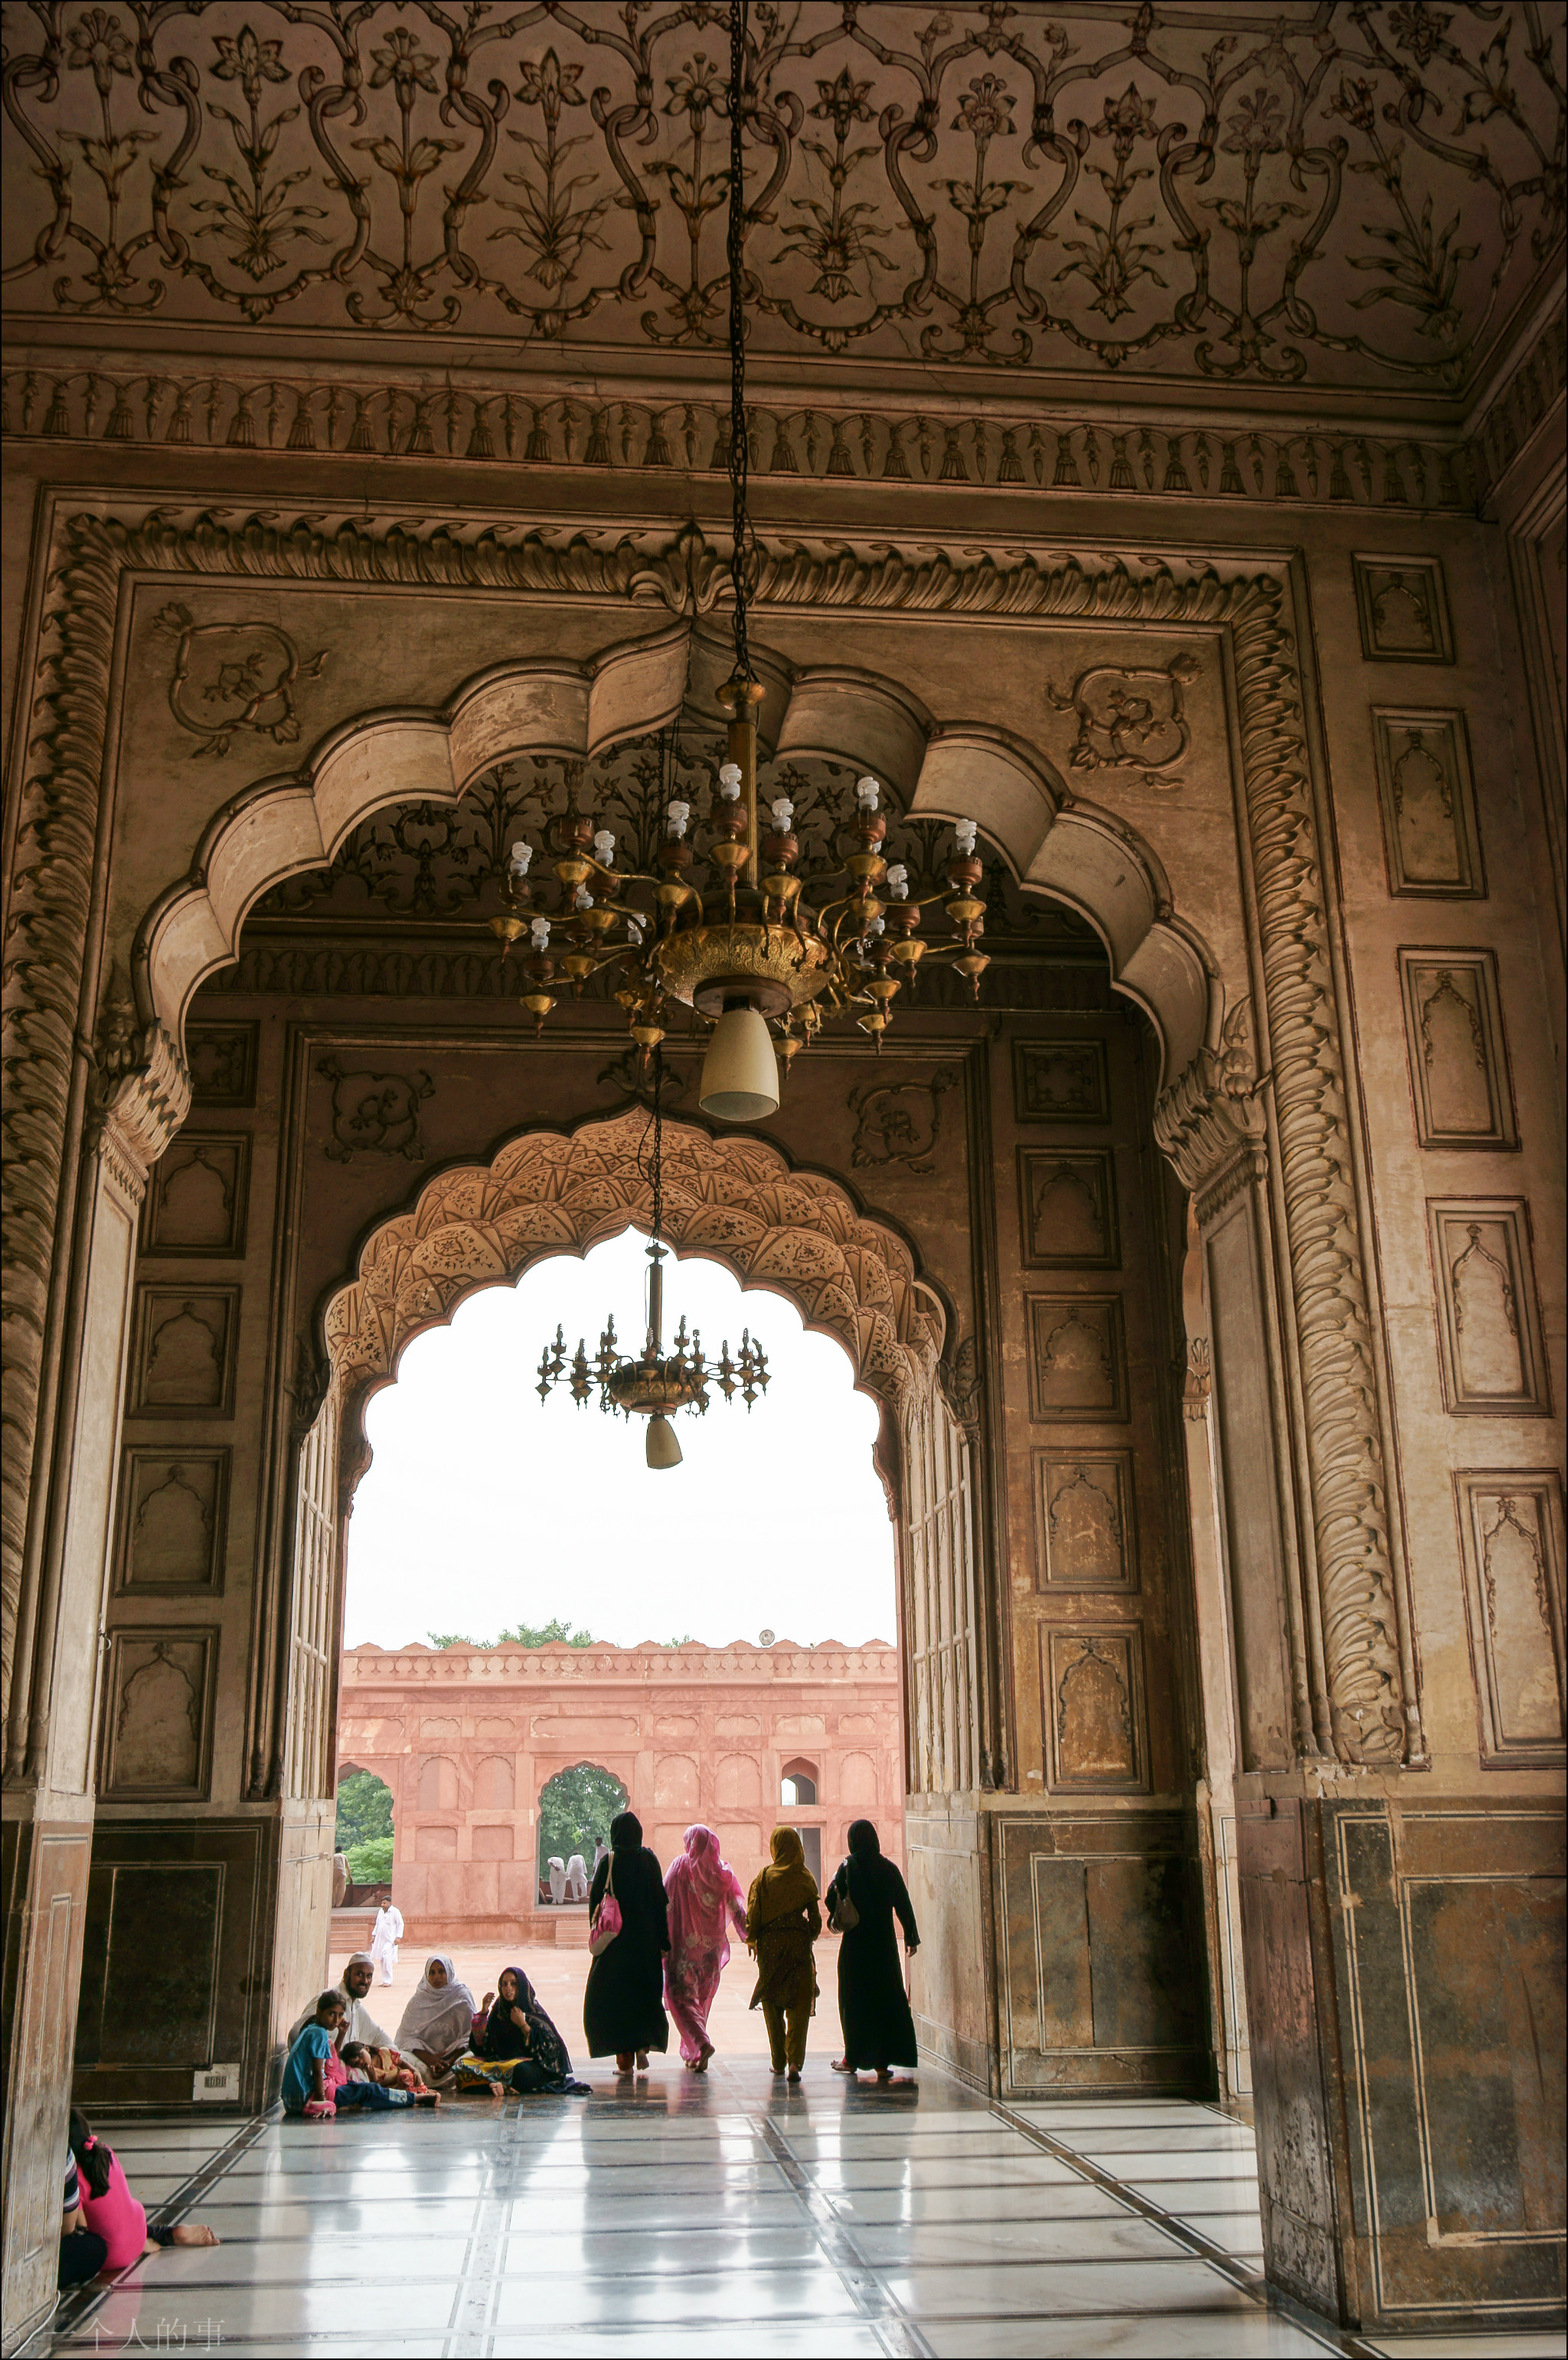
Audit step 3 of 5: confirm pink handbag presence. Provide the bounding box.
[588,1855,621,1957]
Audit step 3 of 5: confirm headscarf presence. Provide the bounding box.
[476,1966,575,2084]
[395,1953,475,2054]
[666,1826,745,1963]
[843,1818,881,1910]
[286,1953,393,2052]
[610,1809,643,1851]
[747,1826,818,1932]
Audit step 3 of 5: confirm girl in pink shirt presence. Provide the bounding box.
[68,2112,220,2275]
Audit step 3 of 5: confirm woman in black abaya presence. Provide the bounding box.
[825,1819,920,2083]
[583,1811,670,2071]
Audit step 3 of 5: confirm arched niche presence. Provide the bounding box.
[321,1109,948,1502]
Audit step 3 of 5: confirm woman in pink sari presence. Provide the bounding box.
[664,1825,747,2071]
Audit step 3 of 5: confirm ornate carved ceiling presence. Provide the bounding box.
[5,1,1562,424]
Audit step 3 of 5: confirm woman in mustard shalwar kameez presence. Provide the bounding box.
[746,1826,822,2081]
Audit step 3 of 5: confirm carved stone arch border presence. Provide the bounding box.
[3,502,1414,1774]
[321,1107,946,1497]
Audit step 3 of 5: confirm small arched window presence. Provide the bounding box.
[779,1758,818,1807]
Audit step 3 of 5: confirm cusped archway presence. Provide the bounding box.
[322,1110,947,1477]
[135,617,1219,1092]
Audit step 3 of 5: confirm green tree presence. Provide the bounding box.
[538,1763,626,1865]
[427,1619,597,1650]
[346,1836,394,1885]
[335,1769,394,1853]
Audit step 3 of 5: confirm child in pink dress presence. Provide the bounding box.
[69,2112,219,2274]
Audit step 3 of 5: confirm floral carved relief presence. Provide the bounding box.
[2,4,1558,390]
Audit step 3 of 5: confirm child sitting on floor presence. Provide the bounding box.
[342,2041,422,2094]
[68,2111,220,2275]
[283,1992,438,2119]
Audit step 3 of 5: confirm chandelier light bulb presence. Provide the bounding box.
[530,917,550,950]
[627,918,645,946]
[887,864,909,900]
[645,1412,683,1471]
[667,799,691,838]
[866,915,886,938]
[770,797,795,830]
[508,840,533,874]
[954,818,978,855]
[856,776,880,810]
[718,762,743,802]
[573,884,593,911]
[700,1000,780,1122]
[593,829,615,865]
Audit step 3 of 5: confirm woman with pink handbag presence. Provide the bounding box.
[583,1810,670,2074]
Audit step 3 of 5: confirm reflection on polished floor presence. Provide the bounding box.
[28,2066,1566,2360]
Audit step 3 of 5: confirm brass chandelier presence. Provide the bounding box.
[490,0,988,1123]
[536,1054,767,1469]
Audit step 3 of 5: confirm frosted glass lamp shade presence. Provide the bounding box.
[645,1413,683,1470]
[699,1004,779,1122]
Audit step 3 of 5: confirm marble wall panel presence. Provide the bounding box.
[1398,950,1517,1149]
[1032,1451,1138,1591]
[1043,1629,1148,1792]
[1027,1295,1129,1421]
[73,1819,270,2111]
[1018,1148,1120,1268]
[1372,711,1486,898]
[999,1816,1206,2093]
[129,1288,240,1417]
[1354,554,1455,661]
[99,1630,217,1800]
[1328,1807,1566,2318]
[142,1135,250,1257]
[1012,1038,1111,1124]
[1427,1199,1551,1414]
[1454,1473,1566,1764]
[113,1448,228,1595]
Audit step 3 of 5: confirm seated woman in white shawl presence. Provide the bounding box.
[395,1955,476,2085]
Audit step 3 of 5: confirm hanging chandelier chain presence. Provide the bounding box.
[727,0,756,683]
[650,1044,665,1250]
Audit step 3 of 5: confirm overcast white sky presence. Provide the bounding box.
[344,1228,897,1650]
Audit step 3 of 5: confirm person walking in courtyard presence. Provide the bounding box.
[584,1811,670,2074]
[369,1897,403,1986]
[826,1819,920,2084]
[664,1824,747,2071]
[746,1826,822,2083]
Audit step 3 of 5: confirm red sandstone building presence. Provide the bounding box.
[338,1638,903,1943]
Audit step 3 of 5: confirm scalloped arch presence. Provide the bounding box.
[136,625,1217,1087]
[324,1111,946,1449]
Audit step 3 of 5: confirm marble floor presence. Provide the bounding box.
[28,2067,1566,2360]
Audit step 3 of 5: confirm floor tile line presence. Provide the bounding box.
[727,2070,936,2360]
[990,2100,1380,2360]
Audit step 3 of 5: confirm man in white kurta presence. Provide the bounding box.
[564,1853,589,1901]
[370,1901,403,1985]
[547,1856,567,1905]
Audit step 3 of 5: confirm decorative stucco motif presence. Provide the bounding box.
[323,1110,942,1436]
[2,3,1557,394]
